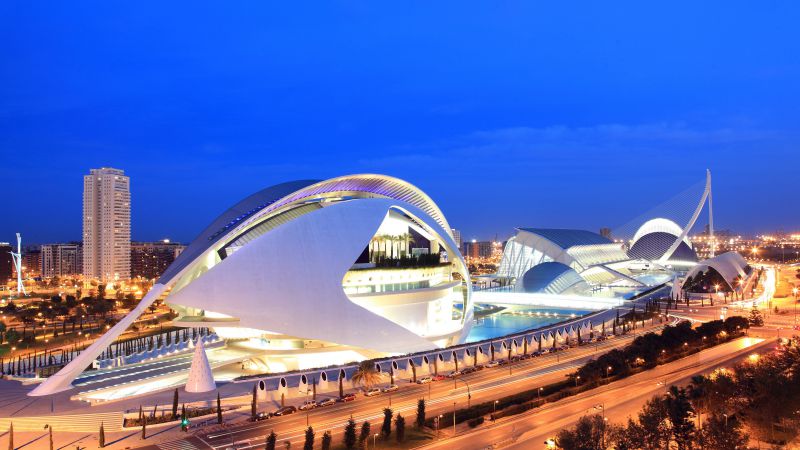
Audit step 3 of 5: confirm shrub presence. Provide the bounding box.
[467,417,484,428]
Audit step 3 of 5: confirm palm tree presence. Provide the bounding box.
[350,360,382,390]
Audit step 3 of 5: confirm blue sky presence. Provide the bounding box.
[2,2,799,244]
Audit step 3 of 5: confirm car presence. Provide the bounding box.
[318,398,337,407]
[461,367,477,375]
[519,354,532,360]
[432,374,447,381]
[446,370,462,378]
[254,411,271,421]
[273,406,297,416]
[338,393,357,402]
[484,361,500,368]
[298,401,318,411]
[532,350,543,357]
[417,376,433,384]
[382,384,399,393]
[497,359,509,366]
[364,388,382,397]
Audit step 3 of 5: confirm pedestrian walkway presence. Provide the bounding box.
[157,439,201,450]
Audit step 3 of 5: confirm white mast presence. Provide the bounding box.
[10,233,26,296]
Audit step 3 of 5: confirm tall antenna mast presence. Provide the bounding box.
[707,170,715,258]
[10,233,26,296]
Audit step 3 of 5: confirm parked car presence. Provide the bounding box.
[497,359,509,366]
[338,393,356,402]
[273,406,297,416]
[364,388,382,397]
[382,384,399,393]
[484,361,500,368]
[417,376,433,384]
[432,374,447,381]
[461,367,477,375]
[255,411,271,421]
[298,401,318,411]
[446,370,462,378]
[318,398,337,407]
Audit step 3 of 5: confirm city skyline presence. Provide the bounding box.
[3,3,800,243]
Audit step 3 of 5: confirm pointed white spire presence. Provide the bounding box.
[186,337,216,393]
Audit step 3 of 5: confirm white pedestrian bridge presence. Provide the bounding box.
[472,291,625,310]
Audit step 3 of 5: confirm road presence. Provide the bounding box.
[136,321,669,450]
[421,336,771,450]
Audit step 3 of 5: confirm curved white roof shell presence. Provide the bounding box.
[165,198,470,353]
[684,251,748,288]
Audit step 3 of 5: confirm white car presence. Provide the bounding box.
[364,388,382,397]
[382,384,399,392]
[485,360,500,368]
[417,376,433,384]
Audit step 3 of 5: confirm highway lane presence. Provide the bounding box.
[145,321,669,449]
[419,336,772,450]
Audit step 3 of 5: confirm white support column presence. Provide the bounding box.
[28,283,168,396]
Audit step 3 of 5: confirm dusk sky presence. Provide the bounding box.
[2,2,799,244]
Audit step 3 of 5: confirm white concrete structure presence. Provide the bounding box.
[497,228,644,292]
[684,251,749,290]
[83,167,131,281]
[628,218,698,263]
[185,338,216,393]
[31,174,471,396]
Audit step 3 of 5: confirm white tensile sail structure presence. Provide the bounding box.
[186,338,216,393]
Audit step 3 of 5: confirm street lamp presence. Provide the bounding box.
[493,400,499,418]
[373,433,378,449]
[605,366,612,383]
[575,375,581,387]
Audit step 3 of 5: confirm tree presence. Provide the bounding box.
[266,431,277,450]
[664,386,696,449]
[99,422,106,448]
[7,422,12,450]
[344,418,357,449]
[338,370,345,398]
[252,383,258,421]
[358,421,371,448]
[699,414,749,450]
[303,427,314,450]
[350,360,381,390]
[748,308,764,326]
[217,392,223,424]
[141,415,147,439]
[395,414,406,443]
[172,388,179,418]
[381,408,393,440]
[555,415,605,450]
[416,399,426,428]
[48,425,53,450]
[181,404,187,432]
[321,431,332,450]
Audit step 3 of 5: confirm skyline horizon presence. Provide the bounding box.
[3,165,795,247]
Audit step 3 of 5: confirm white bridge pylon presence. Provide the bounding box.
[657,169,714,263]
[10,233,27,296]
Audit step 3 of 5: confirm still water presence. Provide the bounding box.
[465,304,591,343]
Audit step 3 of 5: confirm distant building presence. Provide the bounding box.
[83,167,131,281]
[450,228,462,253]
[22,248,41,278]
[41,243,83,278]
[463,240,493,259]
[599,228,612,239]
[131,240,186,280]
[0,242,12,284]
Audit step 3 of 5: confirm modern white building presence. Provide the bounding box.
[32,174,472,395]
[83,167,131,281]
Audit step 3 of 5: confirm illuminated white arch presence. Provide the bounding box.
[658,169,713,263]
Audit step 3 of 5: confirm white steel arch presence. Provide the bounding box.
[658,169,713,263]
